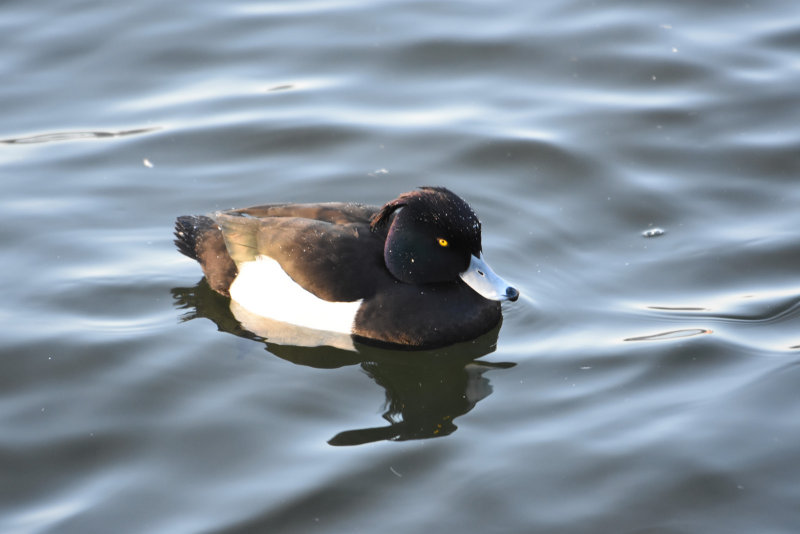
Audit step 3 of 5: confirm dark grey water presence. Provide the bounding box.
[2,0,799,532]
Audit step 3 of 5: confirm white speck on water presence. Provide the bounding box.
[389,466,402,478]
[143,158,153,168]
[643,228,665,238]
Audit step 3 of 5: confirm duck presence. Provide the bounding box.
[174,186,519,348]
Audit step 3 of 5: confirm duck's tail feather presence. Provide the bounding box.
[174,215,238,296]
[174,215,207,260]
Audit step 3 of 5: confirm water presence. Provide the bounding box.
[2,0,799,532]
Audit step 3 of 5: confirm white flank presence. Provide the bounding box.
[229,256,361,334]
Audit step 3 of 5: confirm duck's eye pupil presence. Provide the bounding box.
[437,238,449,247]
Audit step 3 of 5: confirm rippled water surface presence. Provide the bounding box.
[2,0,800,532]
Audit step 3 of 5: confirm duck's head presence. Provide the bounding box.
[370,187,519,302]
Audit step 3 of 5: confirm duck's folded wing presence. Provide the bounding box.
[214,210,385,302]
[219,202,377,225]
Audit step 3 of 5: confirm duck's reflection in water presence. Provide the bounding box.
[172,279,515,446]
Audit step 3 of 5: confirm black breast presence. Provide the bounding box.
[353,282,502,348]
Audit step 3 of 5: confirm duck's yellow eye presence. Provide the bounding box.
[437,238,449,247]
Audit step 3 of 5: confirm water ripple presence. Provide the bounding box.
[625,328,712,342]
[0,127,160,145]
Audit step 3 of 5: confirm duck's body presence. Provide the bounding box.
[174,187,518,348]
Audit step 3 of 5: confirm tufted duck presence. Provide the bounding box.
[174,187,518,348]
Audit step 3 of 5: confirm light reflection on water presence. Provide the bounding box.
[1,0,799,532]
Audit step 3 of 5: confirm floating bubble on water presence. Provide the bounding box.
[642,227,665,238]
